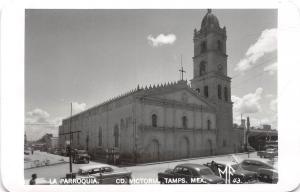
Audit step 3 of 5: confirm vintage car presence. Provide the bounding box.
[72,149,90,164]
[158,163,225,184]
[257,148,278,159]
[24,150,31,155]
[76,164,132,184]
[204,161,257,184]
[239,158,278,183]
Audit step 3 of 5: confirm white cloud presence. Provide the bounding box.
[232,87,264,114]
[265,94,274,99]
[235,28,277,72]
[232,90,277,129]
[25,103,86,141]
[247,117,271,127]
[26,108,62,141]
[147,33,176,47]
[26,108,50,124]
[264,62,277,75]
[72,102,87,114]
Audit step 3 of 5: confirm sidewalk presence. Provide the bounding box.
[24,151,68,169]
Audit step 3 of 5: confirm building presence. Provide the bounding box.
[59,9,236,163]
[50,137,59,149]
[262,124,271,130]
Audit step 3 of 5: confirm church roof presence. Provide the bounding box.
[201,9,220,29]
[63,80,215,121]
[136,80,215,109]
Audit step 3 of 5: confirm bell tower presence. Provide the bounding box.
[191,9,233,154]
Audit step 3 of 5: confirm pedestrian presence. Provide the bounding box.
[211,160,217,173]
[29,173,37,185]
[31,149,34,155]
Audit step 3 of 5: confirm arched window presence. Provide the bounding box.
[218,84,222,99]
[114,125,119,147]
[126,117,130,129]
[77,132,80,145]
[86,134,89,151]
[120,119,125,129]
[217,40,222,51]
[201,41,207,53]
[182,116,188,129]
[207,119,211,130]
[204,86,209,98]
[152,114,157,127]
[98,127,102,146]
[200,61,206,76]
[224,87,228,101]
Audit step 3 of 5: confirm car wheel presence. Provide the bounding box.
[123,177,130,184]
[159,179,165,184]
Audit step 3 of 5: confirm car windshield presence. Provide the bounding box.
[199,168,214,176]
[78,169,88,175]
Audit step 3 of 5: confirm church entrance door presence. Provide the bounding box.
[178,137,190,159]
[148,139,160,161]
[207,139,213,156]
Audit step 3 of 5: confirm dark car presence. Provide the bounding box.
[77,164,132,184]
[239,158,278,183]
[158,163,225,184]
[204,161,257,184]
[72,149,90,164]
[257,148,278,159]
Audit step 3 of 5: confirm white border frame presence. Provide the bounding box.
[1,0,300,191]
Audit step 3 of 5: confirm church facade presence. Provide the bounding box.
[59,10,237,163]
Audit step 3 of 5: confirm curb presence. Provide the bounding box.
[24,161,68,170]
[130,152,256,167]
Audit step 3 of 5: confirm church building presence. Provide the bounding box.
[59,9,237,163]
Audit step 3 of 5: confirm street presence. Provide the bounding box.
[24,152,266,184]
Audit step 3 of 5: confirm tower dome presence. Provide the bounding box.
[201,9,220,29]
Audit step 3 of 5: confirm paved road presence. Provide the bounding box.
[128,152,259,180]
[25,152,259,184]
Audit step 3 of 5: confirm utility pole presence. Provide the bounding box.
[59,103,81,177]
[246,116,250,158]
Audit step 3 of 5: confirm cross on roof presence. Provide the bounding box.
[179,55,186,80]
[179,66,186,81]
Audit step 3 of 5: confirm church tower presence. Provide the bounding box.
[191,9,234,154]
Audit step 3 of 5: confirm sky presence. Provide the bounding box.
[25,9,277,141]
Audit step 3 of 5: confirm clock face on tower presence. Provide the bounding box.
[218,64,223,71]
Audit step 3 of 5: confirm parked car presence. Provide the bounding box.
[203,161,257,184]
[257,148,278,159]
[239,158,278,183]
[72,149,90,164]
[24,150,30,155]
[158,163,225,184]
[60,148,68,156]
[76,164,132,184]
[244,145,255,152]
